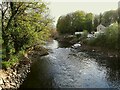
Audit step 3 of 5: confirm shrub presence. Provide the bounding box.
[87,23,118,50]
[81,30,88,39]
[2,56,19,69]
[2,50,25,69]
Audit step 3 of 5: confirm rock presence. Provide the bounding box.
[12,72,17,76]
[6,76,11,80]
[1,85,5,89]
[92,49,95,52]
[5,83,11,88]
[16,84,20,88]
[0,86,2,90]
[17,74,21,78]
[10,82,16,86]
[19,60,31,65]
[72,43,81,49]
[8,73,13,77]
[3,79,9,83]
[0,49,33,90]
[26,70,30,73]
[0,78,3,85]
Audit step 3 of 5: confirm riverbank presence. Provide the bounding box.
[76,44,119,58]
[0,46,48,90]
[18,40,120,89]
[57,34,80,44]
[57,34,119,58]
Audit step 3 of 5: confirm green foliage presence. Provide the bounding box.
[85,13,93,32]
[105,23,118,49]
[87,23,119,50]
[93,15,99,31]
[81,30,88,39]
[2,55,19,69]
[1,2,53,61]
[57,10,93,34]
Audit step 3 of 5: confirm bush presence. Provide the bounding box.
[2,56,19,69]
[105,23,118,49]
[2,50,25,69]
[87,23,118,50]
[82,30,88,39]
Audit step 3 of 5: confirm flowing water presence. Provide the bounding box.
[20,40,120,89]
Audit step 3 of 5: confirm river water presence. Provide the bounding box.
[20,40,120,89]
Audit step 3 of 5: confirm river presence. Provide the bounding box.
[20,40,120,89]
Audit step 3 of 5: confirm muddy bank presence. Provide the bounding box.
[0,46,48,90]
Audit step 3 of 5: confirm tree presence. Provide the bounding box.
[57,15,66,34]
[99,13,103,24]
[57,10,87,34]
[101,10,118,26]
[93,15,99,31]
[72,10,86,32]
[85,13,93,33]
[1,2,53,61]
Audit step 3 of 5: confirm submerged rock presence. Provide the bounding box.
[71,43,81,49]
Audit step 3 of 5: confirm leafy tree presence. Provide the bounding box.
[72,11,86,32]
[118,8,120,24]
[57,10,91,34]
[85,13,93,33]
[1,2,53,61]
[99,13,103,24]
[93,15,99,31]
[57,16,66,34]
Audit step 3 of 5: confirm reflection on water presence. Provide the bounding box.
[20,40,120,89]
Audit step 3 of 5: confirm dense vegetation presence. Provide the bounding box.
[56,8,120,52]
[93,10,118,31]
[57,9,119,34]
[57,11,93,34]
[0,1,53,68]
[87,23,119,50]
[86,8,120,51]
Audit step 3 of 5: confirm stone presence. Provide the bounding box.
[0,85,5,88]
[5,83,11,88]
[0,78,3,85]
[0,86,2,90]
[10,86,16,89]
[10,82,16,86]
[4,79,9,83]
[16,84,20,88]
[9,73,13,77]
[6,76,10,80]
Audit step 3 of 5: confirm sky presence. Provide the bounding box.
[0,0,119,25]
[47,1,119,25]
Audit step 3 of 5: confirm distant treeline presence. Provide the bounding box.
[57,8,120,34]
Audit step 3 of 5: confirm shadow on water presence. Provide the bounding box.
[20,56,55,88]
[82,51,120,88]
